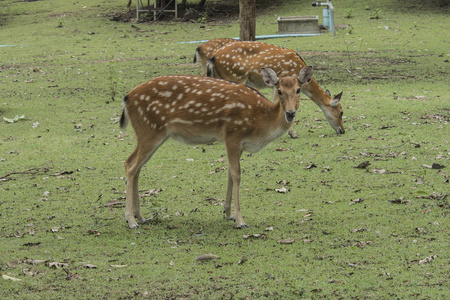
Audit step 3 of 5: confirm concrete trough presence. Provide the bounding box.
[277,16,319,34]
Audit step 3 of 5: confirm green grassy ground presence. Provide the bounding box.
[1,0,448,298]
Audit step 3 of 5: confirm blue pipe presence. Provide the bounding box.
[178,33,322,44]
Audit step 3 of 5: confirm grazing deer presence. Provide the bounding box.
[206,41,345,135]
[120,67,313,229]
[193,38,237,76]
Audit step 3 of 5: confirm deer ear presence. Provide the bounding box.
[261,68,279,86]
[330,92,343,106]
[298,66,313,85]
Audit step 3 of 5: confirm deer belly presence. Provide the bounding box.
[170,132,219,145]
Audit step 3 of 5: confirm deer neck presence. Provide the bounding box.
[241,101,292,153]
[301,78,331,108]
[265,95,293,133]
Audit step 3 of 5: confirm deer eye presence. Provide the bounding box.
[277,90,282,96]
[296,88,301,94]
[340,112,344,117]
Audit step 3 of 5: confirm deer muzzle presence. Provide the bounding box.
[285,111,296,123]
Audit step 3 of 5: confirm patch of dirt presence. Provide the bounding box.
[109,0,281,25]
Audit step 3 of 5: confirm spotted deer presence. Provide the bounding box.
[120,67,313,229]
[193,38,237,75]
[206,41,345,135]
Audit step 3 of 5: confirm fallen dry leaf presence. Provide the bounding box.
[22,268,38,277]
[419,254,437,264]
[389,198,411,205]
[140,188,162,197]
[2,274,21,282]
[243,234,264,239]
[103,200,123,207]
[354,161,371,169]
[47,262,68,269]
[350,198,364,205]
[25,259,48,265]
[84,264,98,269]
[195,254,220,261]
[422,163,445,169]
[304,164,317,170]
[277,238,295,244]
[275,186,288,193]
[351,228,370,233]
[238,256,248,264]
[87,230,101,236]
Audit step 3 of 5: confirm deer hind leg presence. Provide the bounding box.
[225,144,246,228]
[224,167,234,221]
[124,133,167,229]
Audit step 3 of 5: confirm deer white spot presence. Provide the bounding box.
[177,93,183,100]
[172,85,178,90]
[139,94,145,101]
[155,110,160,115]
[161,116,165,121]
[158,81,168,85]
[170,108,175,113]
[138,106,143,115]
[159,91,172,97]
[170,118,193,125]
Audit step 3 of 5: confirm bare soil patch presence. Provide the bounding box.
[109,0,280,24]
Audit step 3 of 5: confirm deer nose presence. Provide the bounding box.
[285,111,296,122]
[337,127,345,134]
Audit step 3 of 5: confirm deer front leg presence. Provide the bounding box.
[288,128,298,139]
[226,145,247,228]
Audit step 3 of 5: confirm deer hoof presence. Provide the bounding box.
[235,224,248,229]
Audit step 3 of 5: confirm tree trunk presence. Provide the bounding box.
[239,0,256,41]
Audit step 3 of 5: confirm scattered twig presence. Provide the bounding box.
[0,167,51,182]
